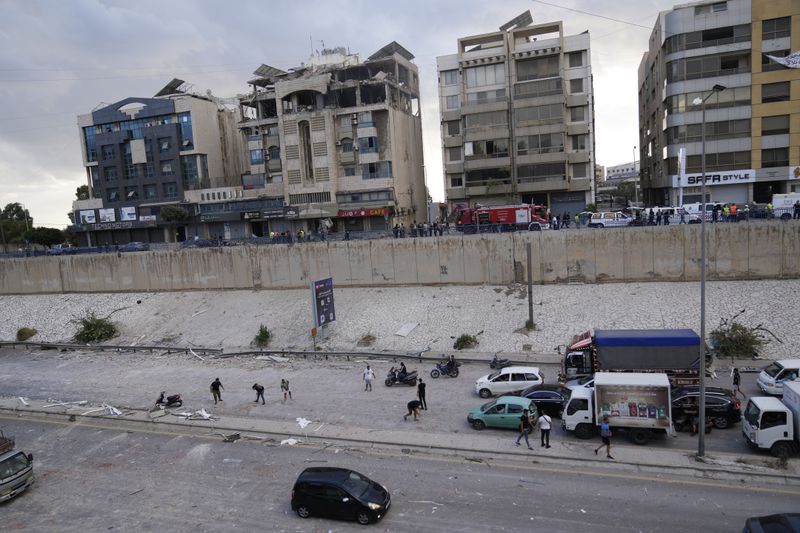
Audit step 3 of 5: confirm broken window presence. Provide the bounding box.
[360,84,386,105]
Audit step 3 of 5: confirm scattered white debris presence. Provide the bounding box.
[395,322,418,337]
[580,509,586,514]
[43,400,88,409]
[296,417,312,429]
[189,348,205,361]
[281,438,300,446]
[191,308,209,318]
[409,500,445,506]
[314,423,325,432]
[17,397,29,406]
[255,355,290,362]
[80,403,123,416]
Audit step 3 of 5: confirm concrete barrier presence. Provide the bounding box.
[2,221,799,294]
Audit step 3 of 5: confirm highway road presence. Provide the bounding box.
[1,417,796,533]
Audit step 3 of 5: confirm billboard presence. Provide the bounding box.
[120,206,137,221]
[595,384,671,428]
[311,277,336,328]
[79,210,96,224]
[98,208,116,223]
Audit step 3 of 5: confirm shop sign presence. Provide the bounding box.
[284,206,299,219]
[671,169,755,188]
[337,207,387,218]
[242,211,261,220]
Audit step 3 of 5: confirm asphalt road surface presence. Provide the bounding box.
[1,417,796,533]
[0,348,763,455]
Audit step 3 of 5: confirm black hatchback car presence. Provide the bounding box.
[291,467,391,525]
[671,386,741,429]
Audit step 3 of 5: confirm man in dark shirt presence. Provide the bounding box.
[404,400,422,421]
[417,378,427,410]
[210,378,224,404]
[252,383,265,404]
[515,408,533,449]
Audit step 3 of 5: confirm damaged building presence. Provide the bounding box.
[238,41,427,236]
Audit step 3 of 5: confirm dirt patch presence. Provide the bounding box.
[357,334,376,347]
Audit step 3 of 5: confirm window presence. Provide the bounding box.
[465,167,511,186]
[760,411,787,430]
[102,145,115,160]
[516,133,564,155]
[762,50,790,73]
[450,173,463,187]
[361,161,392,179]
[107,189,119,203]
[762,115,790,136]
[667,119,750,143]
[517,162,565,182]
[571,135,588,151]
[161,160,175,176]
[573,162,588,178]
[341,138,354,153]
[667,52,749,82]
[763,17,791,41]
[268,145,280,160]
[241,173,265,189]
[567,399,588,416]
[516,104,562,122]
[570,106,585,122]
[695,2,727,15]
[665,86,750,114]
[143,162,155,179]
[465,139,508,159]
[762,148,789,168]
[569,79,583,94]
[464,63,504,88]
[104,166,118,181]
[358,111,373,126]
[445,95,460,110]
[162,182,178,199]
[143,184,157,199]
[125,186,138,200]
[516,56,559,82]
[568,51,582,68]
[182,155,199,189]
[84,127,97,162]
[447,147,461,162]
[441,69,458,86]
[358,136,378,153]
[464,110,507,128]
[762,82,790,103]
[514,77,562,99]
[465,88,506,105]
[343,165,356,176]
[507,404,523,414]
[684,151,750,172]
[158,138,170,153]
[250,149,264,165]
[446,120,460,136]
[178,112,193,148]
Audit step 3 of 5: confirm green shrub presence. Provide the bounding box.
[254,325,272,348]
[16,327,37,341]
[710,313,776,360]
[73,312,117,343]
[453,334,478,350]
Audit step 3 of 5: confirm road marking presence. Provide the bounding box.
[3,413,798,497]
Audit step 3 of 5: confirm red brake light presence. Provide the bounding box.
[734,400,740,410]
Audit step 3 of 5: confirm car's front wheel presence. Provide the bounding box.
[712,416,730,429]
[356,511,372,525]
[296,505,311,519]
[472,419,486,430]
[478,388,492,399]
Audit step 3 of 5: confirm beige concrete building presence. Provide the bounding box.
[437,13,595,218]
[238,42,426,236]
[638,0,800,207]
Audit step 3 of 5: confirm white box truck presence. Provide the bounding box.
[742,381,800,458]
[561,372,674,445]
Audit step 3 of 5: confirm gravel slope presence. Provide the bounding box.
[1,280,797,359]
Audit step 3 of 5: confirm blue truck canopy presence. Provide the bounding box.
[595,329,700,347]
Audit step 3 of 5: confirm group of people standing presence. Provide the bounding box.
[362,364,428,421]
[393,220,448,238]
[207,377,293,405]
[514,408,553,450]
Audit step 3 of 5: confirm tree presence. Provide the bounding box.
[75,185,89,200]
[616,182,637,206]
[0,203,32,245]
[159,205,190,223]
[1,202,31,222]
[23,227,65,247]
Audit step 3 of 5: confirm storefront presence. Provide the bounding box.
[336,207,392,232]
[670,169,753,206]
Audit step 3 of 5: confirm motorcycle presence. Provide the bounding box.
[490,354,512,369]
[155,391,183,408]
[430,361,459,379]
[385,367,418,387]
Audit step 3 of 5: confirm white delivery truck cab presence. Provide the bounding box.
[742,381,800,458]
[0,432,34,502]
[757,359,800,396]
[561,372,673,445]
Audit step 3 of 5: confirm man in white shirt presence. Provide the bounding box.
[363,365,375,392]
[539,412,552,448]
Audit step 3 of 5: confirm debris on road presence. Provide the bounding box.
[189,348,205,361]
[17,397,29,406]
[81,403,123,416]
[280,438,300,446]
[43,400,89,409]
[220,432,241,443]
[170,408,217,421]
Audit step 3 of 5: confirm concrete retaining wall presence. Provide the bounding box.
[1,222,799,294]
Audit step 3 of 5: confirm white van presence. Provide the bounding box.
[757,359,800,396]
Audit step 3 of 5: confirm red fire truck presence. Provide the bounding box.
[454,204,549,233]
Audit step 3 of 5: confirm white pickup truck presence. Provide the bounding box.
[742,381,800,458]
[0,431,35,502]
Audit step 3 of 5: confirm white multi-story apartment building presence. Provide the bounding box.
[437,13,596,218]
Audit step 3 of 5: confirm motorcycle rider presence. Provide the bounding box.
[398,362,408,380]
[447,354,456,374]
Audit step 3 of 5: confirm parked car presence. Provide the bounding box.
[743,513,800,533]
[514,384,569,417]
[475,366,544,398]
[291,467,390,525]
[564,375,594,391]
[671,386,741,429]
[468,396,539,430]
[587,211,632,228]
[181,238,213,248]
[118,242,150,252]
[46,244,75,255]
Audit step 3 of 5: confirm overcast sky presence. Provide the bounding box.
[0,0,678,228]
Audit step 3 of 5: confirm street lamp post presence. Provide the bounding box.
[633,145,639,205]
[693,84,725,458]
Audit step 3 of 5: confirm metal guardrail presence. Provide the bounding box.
[0,341,223,356]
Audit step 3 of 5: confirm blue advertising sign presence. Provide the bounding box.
[311,277,335,328]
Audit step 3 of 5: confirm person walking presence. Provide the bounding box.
[363,365,375,392]
[417,378,427,410]
[404,399,422,421]
[252,383,265,404]
[539,412,552,448]
[210,377,224,404]
[794,200,800,220]
[281,379,292,402]
[515,408,533,449]
[732,367,743,399]
[594,416,614,459]
[648,209,655,225]
[679,207,686,224]
[656,210,662,225]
